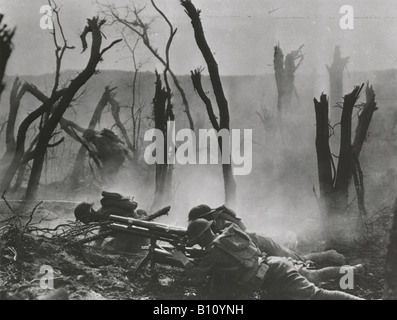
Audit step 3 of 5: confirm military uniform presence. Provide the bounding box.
[75,192,148,252]
[83,129,129,182]
[185,223,362,300]
[210,206,344,266]
[209,206,304,261]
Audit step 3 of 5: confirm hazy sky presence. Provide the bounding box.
[2,0,397,76]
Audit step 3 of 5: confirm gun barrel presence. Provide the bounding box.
[110,223,185,244]
[109,215,186,237]
[143,206,171,221]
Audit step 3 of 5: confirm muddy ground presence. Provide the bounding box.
[0,200,390,300]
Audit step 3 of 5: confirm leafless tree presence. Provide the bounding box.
[1,78,29,166]
[151,70,174,211]
[100,0,195,131]
[0,13,15,99]
[182,0,236,208]
[313,83,377,240]
[121,36,148,159]
[274,43,304,118]
[327,46,349,109]
[22,3,121,199]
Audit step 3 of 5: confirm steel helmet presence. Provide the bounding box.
[74,202,93,223]
[188,204,214,222]
[187,218,213,245]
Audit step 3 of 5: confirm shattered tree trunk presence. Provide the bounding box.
[314,84,376,240]
[350,84,377,215]
[313,93,334,216]
[25,17,121,200]
[0,92,64,193]
[383,198,397,300]
[273,44,303,117]
[326,46,349,124]
[1,78,28,166]
[0,77,89,193]
[332,86,361,212]
[151,72,173,211]
[0,14,14,99]
[109,94,135,152]
[352,83,377,159]
[182,0,236,208]
[69,87,112,188]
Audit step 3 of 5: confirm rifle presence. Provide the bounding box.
[108,215,203,275]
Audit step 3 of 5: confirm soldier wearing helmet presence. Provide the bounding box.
[187,204,346,266]
[74,191,148,251]
[171,218,364,300]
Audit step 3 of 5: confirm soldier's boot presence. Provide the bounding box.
[302,250,346,266]
[298,264,365,284]
[313,288,364,300]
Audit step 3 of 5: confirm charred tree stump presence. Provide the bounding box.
[182,0,236,208]
[151,71,173,211]
[383,198,397,300]
[313,93,334,215]
[0,14,15,99]
[352,83,378,159]
[274,44,303,118]
[332,86,363,212]
[314,84,376,242]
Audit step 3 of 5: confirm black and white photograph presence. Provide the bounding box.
[0,0,396,303]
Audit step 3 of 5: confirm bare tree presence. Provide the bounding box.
[256,104,275,133]
[121,36,148,160]
[108,93,134,152]
[101,0,195,131]
[182,0,236,208]
[313,83,377,239]
[0,79,94,193]
[274,43,304,117]
[1,78,29,166]
[0,14,15,99]
[327,46,349,109]
[0,90,65,193]
[24,15,121,200]
[326,46,350,133]
[151,71,174,211]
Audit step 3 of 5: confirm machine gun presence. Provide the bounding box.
[108,215,203,275]
[77,205,171,245]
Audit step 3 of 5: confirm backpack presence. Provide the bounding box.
[212,224,260,269]
[100,191,138,213]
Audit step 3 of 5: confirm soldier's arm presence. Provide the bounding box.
[172,248,219,284]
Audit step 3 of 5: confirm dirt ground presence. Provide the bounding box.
[0,201,389,300]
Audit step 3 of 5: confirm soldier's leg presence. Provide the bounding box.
[249,233,303,260]
[262,257,363,300]
[312,289,364,300]
[296,264,365,285]
[302,250,346,266]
